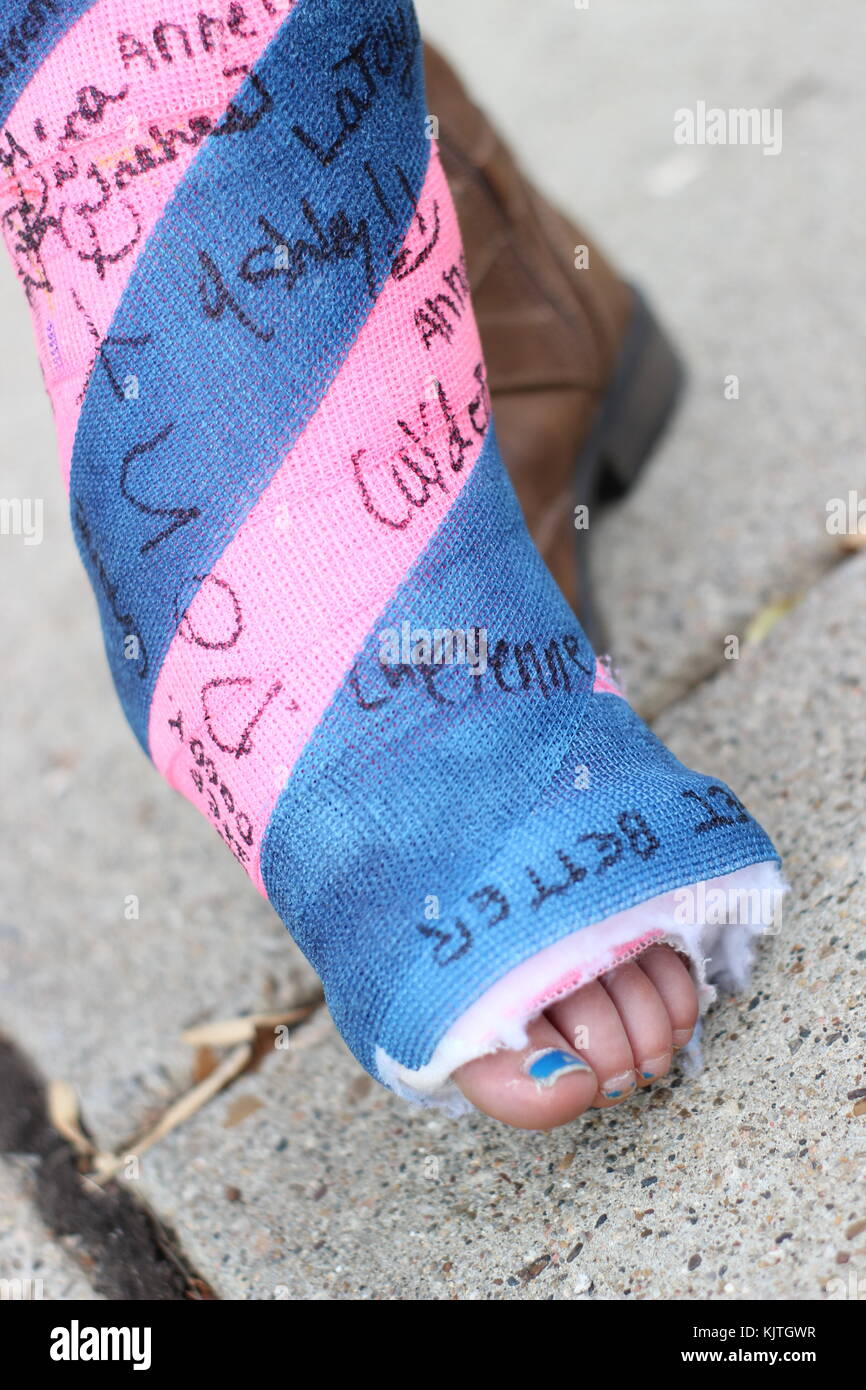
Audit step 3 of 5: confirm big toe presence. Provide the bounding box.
[454,1015,598,1130]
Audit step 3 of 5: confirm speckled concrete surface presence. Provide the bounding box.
[0,0,863,1302]
[0,1158,103,1301]
[131,555,866,1300]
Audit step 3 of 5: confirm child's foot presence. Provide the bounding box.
[455,944,698,1129]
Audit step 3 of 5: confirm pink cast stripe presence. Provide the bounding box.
[593,660,622,696]
[0,0,288,481]
[148,148,491,892]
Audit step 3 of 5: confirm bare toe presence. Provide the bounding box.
[602,960,673,1085]
[637,944,699,1051]
[454,1013,598,1130]
[548,980,637,1107]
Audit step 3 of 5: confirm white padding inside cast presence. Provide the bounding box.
[376,861,785,1114]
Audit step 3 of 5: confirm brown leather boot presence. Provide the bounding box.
[425,44,683,647]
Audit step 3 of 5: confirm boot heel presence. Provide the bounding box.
[594,289,685,498]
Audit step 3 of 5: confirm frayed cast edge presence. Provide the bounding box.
[375,861,785,1116]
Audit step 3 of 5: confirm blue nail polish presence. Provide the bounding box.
[639,1055,671,1082]
[524,1048,589,1088]
[601,1071,636,1100]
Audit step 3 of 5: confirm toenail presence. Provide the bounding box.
[639,1052,672,1080]
[601,1070,636,1100]
[672,1029,693,1050]
[523,1048,591,1088]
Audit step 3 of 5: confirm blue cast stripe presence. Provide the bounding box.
[68,0,428,749]
[260,429,779,1078]
[0,0,97,125]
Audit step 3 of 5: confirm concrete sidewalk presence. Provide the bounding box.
[1,0,863,1300]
